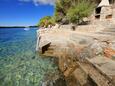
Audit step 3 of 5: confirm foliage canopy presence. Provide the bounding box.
[55,0,95,24]
[38,16,55,28]
[66,0,95,24]
[38,0,96,27]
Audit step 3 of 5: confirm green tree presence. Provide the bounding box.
[54,0,95,24]
[38,16,55,28]
[66,0,95,24]
[54,0,72,22]
[38,0,96,26]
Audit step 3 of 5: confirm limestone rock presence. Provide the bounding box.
[37,27,115,86]
[90,40,103,56]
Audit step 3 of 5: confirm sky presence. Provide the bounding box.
[0,0,55,26]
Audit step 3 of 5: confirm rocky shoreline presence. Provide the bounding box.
[36,23,115,86]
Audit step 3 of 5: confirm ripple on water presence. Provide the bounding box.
[0,28,59,86]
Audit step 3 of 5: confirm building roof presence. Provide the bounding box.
[98,0,110,7]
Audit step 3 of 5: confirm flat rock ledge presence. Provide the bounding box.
[37,25,115,86]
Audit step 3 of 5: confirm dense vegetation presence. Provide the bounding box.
[38,0,96,27]
[38,16,55,28]
[66,0,95,24]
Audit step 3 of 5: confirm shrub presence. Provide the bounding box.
[38,16,55,28]
[54,0,72,23]
[54,0,95,24]
[38,0,96,26]
[67,0,95,24]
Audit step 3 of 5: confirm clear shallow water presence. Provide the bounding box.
[0,28,58,86]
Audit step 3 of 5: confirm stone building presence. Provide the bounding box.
[95,0,115,20]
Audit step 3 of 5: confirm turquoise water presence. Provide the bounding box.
[0,28,58,86]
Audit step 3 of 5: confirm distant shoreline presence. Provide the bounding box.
[0,26,38,28]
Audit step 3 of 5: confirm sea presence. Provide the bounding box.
[0,28,58,86]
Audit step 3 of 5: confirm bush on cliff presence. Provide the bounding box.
[54,0,72,23]
[38,0,96,26]
[54,0,95,24]
[38,16,55,28]
[66,0,95,24]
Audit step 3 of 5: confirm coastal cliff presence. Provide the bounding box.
[36,0,115,85]
[36,23,115,86]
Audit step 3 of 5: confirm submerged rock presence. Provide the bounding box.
[32,56,36,59]
[40,72,67,86]
[41,78,66,86]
